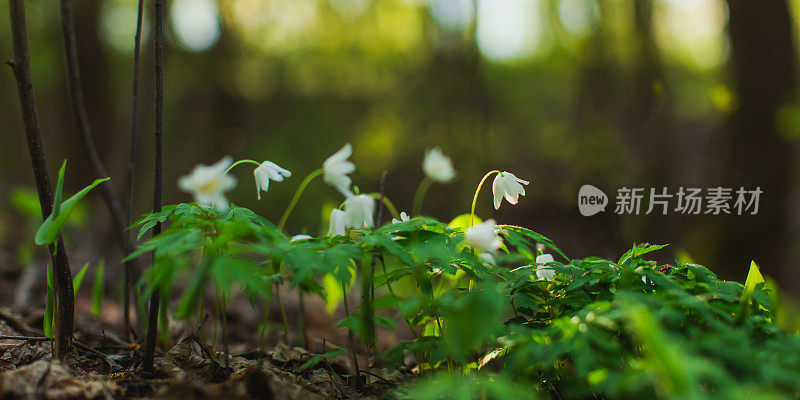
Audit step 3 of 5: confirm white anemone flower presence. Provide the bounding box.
[343,194,375,229]
[254,161,291,200]
[323,144,356,195]
[535,253,555,281]
[328,209,347,236]
[290,234,313,242]
[423,147,456,183]
[465,219,502,253]
[392,211,411,224]
[492,171,530,210]
[178,156,237,212]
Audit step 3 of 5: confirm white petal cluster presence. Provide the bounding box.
[392,211,411,224]
[290,234,312,242]
[535,253,555,281]
[254,161,291,200]
[323,144,356,196]
[492,171,530,210]
[328,209,347,236]
[465,219,502,253]
[423,147,456,183]
[343,194,376,229]
[178,156,237,212]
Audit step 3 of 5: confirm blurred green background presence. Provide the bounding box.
[1,0,799,293]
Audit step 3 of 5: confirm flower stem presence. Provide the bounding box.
[224,159,260,174]
[412,177,433,216]
[368,193,401,221]
[469,170,500,228]
[277,168,322,231]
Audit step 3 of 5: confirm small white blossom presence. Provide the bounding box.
[178,156,237,212]
[290,234,312,242]
[254,161,291,200]
[535,253,555,281]
[423,147,456,183]
[343,194,375,229]
[328,209,347,236]
[492,171,530,210]
[392,211,411,224]
[323,144,356,196]
[465,219,502,253]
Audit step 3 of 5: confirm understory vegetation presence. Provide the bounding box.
[111,148,800,400]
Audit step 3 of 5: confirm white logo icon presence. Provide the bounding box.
[578,185,608,216]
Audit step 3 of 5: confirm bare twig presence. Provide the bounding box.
[143,0,165,373]
[125,0,146,336]
[57,0,142,333]
[7,0,74,360]
[0,335,52,342]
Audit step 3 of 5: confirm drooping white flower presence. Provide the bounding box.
[492,171,530,210]
[178,156,237,212]
[535,253,555,281]
[392,211,411,224]
[465,219,502,253]
[254,161,291,200]
[290,234,312,242]
[480,253,496,265]
[343,194,375,229]
[328,209,347,236]
[423,147,456,183]
[323,144,356,195]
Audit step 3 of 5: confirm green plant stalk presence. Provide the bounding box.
[469,170,500,228]
[379,259,418,338]
[412,177,433,216]
[224,159,260,174]
[341,279,361,388]
[435,316,453,373]
[272,261,290,342]
[277,168,322,231]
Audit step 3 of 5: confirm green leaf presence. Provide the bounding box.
[742,260,765,301]
[72,262,89,294]
[35,176,111,245]
[296,349,346,371]
[44,265,54,338]
[92,259,104,316]
[53,160,66,218]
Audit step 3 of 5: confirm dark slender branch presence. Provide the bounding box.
[57,0,142,332]
[7,0,74,360]
[143,0,164,373]
[125,0,146,338]
[0,335,52,342]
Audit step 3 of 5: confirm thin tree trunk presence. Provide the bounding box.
[721,0,797,290]
[143,0,165,373]
[125,0,146,338]
[7,0,74,360]
[58,0,142,301]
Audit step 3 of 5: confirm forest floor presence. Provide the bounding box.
[0,263,412,399]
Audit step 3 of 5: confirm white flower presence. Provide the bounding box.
[178,156,237,212]
[392,211,411,224]
[480,253,496,265]
[492,171,530,210]
[343,194,375,229]
[328,209,347,236]
[323,144,356,196]
[465,219,502,253]
[254,161,291,200]
[290,234,312,242]
[535,253,555,281]
[423,147,456,183]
